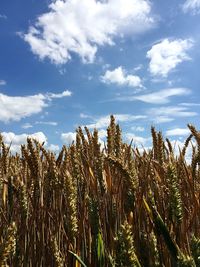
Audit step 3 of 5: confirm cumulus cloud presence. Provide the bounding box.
[80,113,92,119]
[179,102,200,107]
[0,80,6,86]
[182,0,200,14]
[61,132,76,145]
[47,90,72,99]
[35,121,58,126]
[131,126,145,132]
[22,121,58,129]
[149,106,197,123]
[0,90,71,123]
[166,128,190,137]
[132,88,190,104]
[85,114,146,129]
[23,0,155,64]
[124,133,149,146]
[153,116,174,123]
[98,129,107,139]
[101,66,143,88]
[151,106,197,117]
[147,38,194,77]
[47,144,60,152]
[0,14,7,20]
[0,93,47,123]
[22,123,33,129]
[2,132,47,153]
[115,88,190,104]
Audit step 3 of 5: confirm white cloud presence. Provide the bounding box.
[22,123,33,129]
[2,131,47,153]
[149,106,197,123]
[0,90,71,123]
[23,0,155,64]
[134,64,143,71]
[150,106,197,117]
[22,121,58,129]
[131,126,145,132]
[80,113,92,119]
[59,68,67,75]
[35,121,58,126]
[47,90,72,99]
[182,0,200,14]
[85,114,146,129]
[61,132,76,145]
[47,144,60,152]
[0,14,7,20]
[98,129,107,139]
[0,80,6,86]
[166,128,190,137]
[0,93,47,123]
[153,116,174,123]
[101,66,143,88]
[124,133,149,146]
[115,88,190,104]
[147,38,194,77]
[179,102,200,107]
[132,88,190,104]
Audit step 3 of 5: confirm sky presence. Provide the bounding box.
[0,0,200,153]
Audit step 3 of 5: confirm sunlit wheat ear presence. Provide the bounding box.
[157,131,165,165]
[56,145,66,168]
[191,235,200,266]
[79,126,89,157]
[63,170,78,240]
[18,182,28,221]
[177,252,195,267]
[149,231,160,267]
[106,114,116,157]
[188,125,200,167]
[115,124,122,159]
[181,134,193,158]
[85,126,92,143]
[151,126,158,160]
[107,126,114,156]
[70,144,82,182]
[115,220,141,267]
[106,156,137,215]
[84,126,93,160]
[0,222,17,266]
[50,236,64,267]
[39,144,51,163]
[188,124,200,147]
[49,152,60,187]
[167,164,183,224]
[2,142,9,176]
[166,137,173,157]
[76,129,82,153]
[92,128,106,195]
[27,138,40,177]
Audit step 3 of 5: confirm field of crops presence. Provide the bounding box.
[0,115,200,266]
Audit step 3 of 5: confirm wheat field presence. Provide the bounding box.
[0,115,200,266]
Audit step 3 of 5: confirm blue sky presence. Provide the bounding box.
[0,0,200,153]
